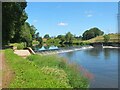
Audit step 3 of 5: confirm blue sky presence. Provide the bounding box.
[25,2,118,37]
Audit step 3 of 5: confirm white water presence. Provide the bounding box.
[36,46,94,55]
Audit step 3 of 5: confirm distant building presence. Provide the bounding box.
[118,1,120,33]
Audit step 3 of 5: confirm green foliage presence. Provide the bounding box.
[27,54,89,88]
[2,2,27,45]
[2,2,38,47]
[35,32,43,45]
[17,43,25,50]
[46,38,52,43]
[86,33,119,43]
[41,66,70,87]
[65,32,74,44]
[44,34,50,39]
[104,34,110,43]
[78,42,90,46]
[54,39,60,45]
[37,37,43,44]
[35,32,39,40]
[82,27,104,40]
[10,43,25,50]
[5,49,71,88]
[32,40,39,45]
[30,25,37,40]
[45,38,60,46]
[59,35,66,44]
[20,22,32,47]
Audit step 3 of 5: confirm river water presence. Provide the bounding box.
[59,47,119,88]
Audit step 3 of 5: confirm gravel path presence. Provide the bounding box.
[0,51,2,89]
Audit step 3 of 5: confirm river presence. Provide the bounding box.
[59,47,119,88]
[33,45,119,88]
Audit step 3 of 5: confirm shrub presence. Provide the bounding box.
[32,40,39,45]
[10,43,25,50]
[17,43,24,50]
[104,34,110,43]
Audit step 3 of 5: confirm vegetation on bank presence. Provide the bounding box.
[5,49,89,88]
[85,33,120,43]
[10,43,26,50]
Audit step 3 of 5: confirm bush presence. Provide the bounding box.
[10,43,25,50]
[17,43,25,50]
[104,34,110,43]
[32,40,39,45]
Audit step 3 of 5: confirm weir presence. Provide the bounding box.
[35,46,94,55]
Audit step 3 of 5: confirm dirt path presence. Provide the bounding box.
[1,51,14,88]
[0,52,2,89]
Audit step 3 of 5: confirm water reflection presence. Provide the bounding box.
[85,47,103,58]
[103,49,110,60]
[66,51,74,58]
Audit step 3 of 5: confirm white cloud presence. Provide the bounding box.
[57,22,68,26]
[87,14,93,17]
[85,10,93,18]
[33,20,38,23]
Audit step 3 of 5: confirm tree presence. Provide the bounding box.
[104,34,110,43]
[37,37,43,44]
[20,22,32,47]
[57,35,65,44]
[57,35,62,39]
[82,27,104,40]
[2,2,27,46]
[65,32,74,43]
[35,32,43,44]
[30,25,37,40]
[35,32,40,41]
[44,34,50,39]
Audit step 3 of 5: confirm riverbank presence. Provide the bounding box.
[4,49,89,88]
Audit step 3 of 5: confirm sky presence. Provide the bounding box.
[25,2,118,37]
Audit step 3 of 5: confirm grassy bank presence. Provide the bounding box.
[5,49,88,88]
[85,33,120,43]
[27,55,89,88]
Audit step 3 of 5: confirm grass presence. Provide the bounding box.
[5,49,89,88]
[72,33,120,44]
[27,54,89,88]
[85,33,120,43]
[5,49,71,88]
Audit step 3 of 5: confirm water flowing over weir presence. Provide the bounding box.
[35,46,94,55]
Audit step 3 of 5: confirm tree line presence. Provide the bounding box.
[43,27,104,44]
[2,2,42,47]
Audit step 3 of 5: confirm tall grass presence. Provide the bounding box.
[5,49,71,88]
[27,54,89,88]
